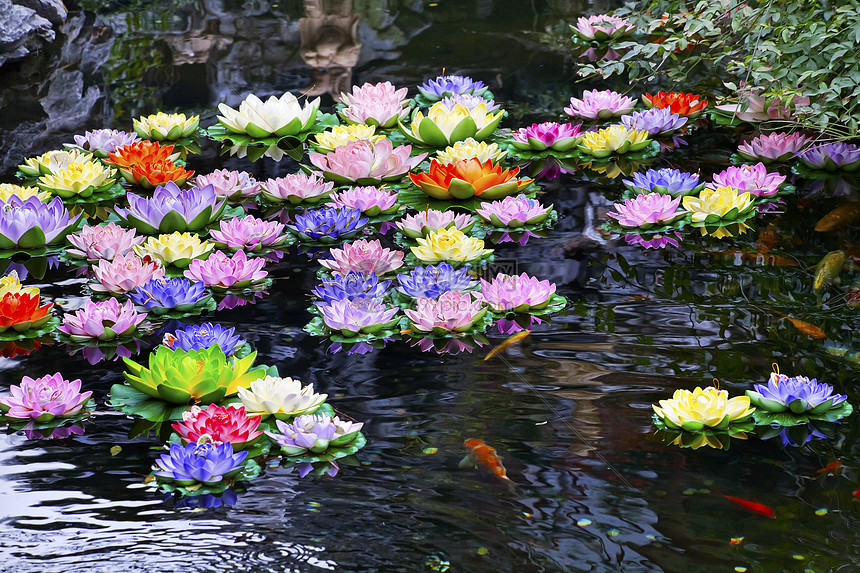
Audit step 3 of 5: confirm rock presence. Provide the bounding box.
[0,0,55,67]
[16,0,67,26]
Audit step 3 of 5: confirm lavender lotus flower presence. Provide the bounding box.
[328,186,399,217]
[66,222,144,261]
[128,277,208,314]
[0,373,92,422]
[153,441,248,485]
[396,210,474,239]
[162,322,245,356]
[65,129,140,157]
[58,298,146,342]
[475,195,552,227]
[312,272,391,304]
[417,75,488,102]
[624,231,682,249]
[623,168,704,196]
[737,132,811,163]
[608,194,685,228]
[746,373,848,414]
[114,182,227,234]
[564,89,635,119]
[0,196,83,249]
[195,169,261,201]
[621,108,688,136]
[290,207,368,242]
[479,273,557,312]
[184,250,268,290]
[261,173,334,205]
[440,94,501,113]
[709,163,786,197]
[267,414,363,455]
[210,216,288,251]
[396,262,477,298]
[320,297,399,336]
[511,122,583,152]
[798,142,860,171]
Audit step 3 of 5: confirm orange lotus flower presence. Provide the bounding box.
[643,91,708,117]
[409,158,533,201]
[129,159,195,189]
[0,292,53,333]
[106,141,177,170]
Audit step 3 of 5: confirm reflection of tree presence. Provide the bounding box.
[300,0,361,97]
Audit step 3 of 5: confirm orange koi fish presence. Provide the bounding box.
[484,331,530,361]
[816,460,843,475]
[724,496,775,518]
[460,438,512,485]
[755,221,779,253]
[815,202,860,232]
[777,313,827,339]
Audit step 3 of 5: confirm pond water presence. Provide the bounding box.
[1,1,859,572]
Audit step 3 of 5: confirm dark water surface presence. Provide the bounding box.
[1,1,859,572]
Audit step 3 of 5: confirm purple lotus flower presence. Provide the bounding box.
[58,298,146,342]
[798,142,860,171]
[621,108,688,136]
[0,195,82,249]
[479,273,557,312]
[153,441,248,485]
[396,262,478,299]
[267,414,363,455]
[747,372,848,414]
[162,322,245,356]
[129,277,208,314]
[564,89,635,119]
[624,231,682,249]
[114,182,227,234]
[210,216,288,251]
[328,186,399,217]
[709,163,786,197]
[25,424,86,440]
[312,271,391,304]
[737,132,811,163]
[66,129,140,157]
[69,338,141,366]
[511,122,583,152]
[290,207,369,242]
[184,250,268,290]
[475,195,552,227]
[417,75,488,102]
[261,173,334,205]
[439,94,501,113]
[623,168,703,196]
[320,297,399,336]
[195,169,261,201]
[0,373,92,422]
[607,193,684,228]
[495,314,543,334]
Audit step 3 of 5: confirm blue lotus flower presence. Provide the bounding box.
[163,322,245,356]
[396,262,478,299]
[417,75,488,101]
[623,168,703,197]
[312,271,391,304]
[290,207,368,242]
[621,108,688,136]
[747,373,848,414]
[153,441,248,485]
[129,277,208,313]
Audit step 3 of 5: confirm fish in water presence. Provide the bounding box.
[813,250,845,291]
[460,438,513,486]
[484,331,530,361]
[816,460,843,475]
[724,495,775,518]
[815,202,860,232]
[777,313,827,339]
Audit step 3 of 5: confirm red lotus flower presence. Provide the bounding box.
[0,292,53,333]
[106,141,176,170]
[0,339,43,358]
[171,404,263,450]
[643,91,708,117]
[409,158,533,201]
[129,159,194,189]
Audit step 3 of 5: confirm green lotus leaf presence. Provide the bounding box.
[448,117,478,144]
[17,226,47,249]
[417,118,452,147]
[158,210,190,233]
[448,179,478,199]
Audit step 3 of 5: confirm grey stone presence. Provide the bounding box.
[16,0,67,26]
[0,0,56,66]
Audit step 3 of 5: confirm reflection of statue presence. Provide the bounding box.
[300,0,361,97]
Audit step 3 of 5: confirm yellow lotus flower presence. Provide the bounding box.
[37,160,117,199]
[404,102,503,147]
[666,429,748,450]
[133,112,200,141]
[435,137,507,165]
[579,125,650,158]
[653,386,755,432]
[701,221,752,239]
[0,183,50,203]
[410,227,493,264]
[19,149,90,177]
[217,92,321,139]
[133,232,213,268]
[682,186,755,224]
[0,271,38,298]
[313,124,384,152]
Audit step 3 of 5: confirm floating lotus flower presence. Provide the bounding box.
[0,291,53,333]
[65,129,140,157]
[643,91,708,117]
[184,249,268,290]
[747,372,848,415]
[0,271,37,298]
[172,404,262,448]
[319,239,405,276]
[106,141,190,187]
[401,100,504,147]
[123,345,265,404]
[0,373,91,422]
[435,137,507,165]
[196,169,261,201]
[128,159,195,189]
[290,207,369,242]
[267,414,363,455]
[320,297,399,337]
[625,231,682,249]
[417,75,488,102]
[682,186,755,229]
[19,149,90,177]
[623,168,704,196]
[410,227,492,265]
[409,158,532,201]
[163,322,245,356]
[709,163,786,197]
[0,196,83,250]
[396,262,478,298]
[339,81,410,128]
[35,159,117,199]
[134,232,213,268]
[90,252,165,294]
[607,193,685,229]
[114,182,227,234]
[58,298,145,342]
[479,273,557,312]
[210,216,288,252]
[128,277,209,315]
[313,271,391,304]
[238,376,327,419]
[653,386,755,431]
[798,142,860,171]
[153,441,248,486]
[404,290,487,334]
[737,132,811,163]
[133,112,199,141]
[313,124,384,152]
[217,92,320,138]
[396,209,474,238]
[511,122,583,152]
[309,139,427,186]
[66,223,145,262]
[260,173,334,205]
[579,125,651,157]
[572,14,635,41]
[565,89,635,120]
[620,108,688,136]
[475,195,552,227]
[442,94,501,113]
[0,183,50,203]
[328,186,399,217]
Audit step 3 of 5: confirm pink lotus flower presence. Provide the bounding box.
[184,250,268,290]
[607,193,684,229]
[320,298,400,336]
[0,373,92,422]
[478,273,557,312]
[564,89,635,119]
[572,14,635,41]
[396,209,474,239]
[328,186,399,216]
[624,231,682,249]
[195,169,261,201]
[67,222,145,261]
[172,404,263,449]
[91,252,165,293]
[319,239,405,276]
[209,216,288,251]
[709,163,786,197]
[475,195,552,227]
[511,122,583,152]
[715,92,810,123]
[404,290,487,334]
[339,81,411,129]
[309,139,427,185]
[737,132,811,163]
[260,173,334,205]
[58,298,146,341]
